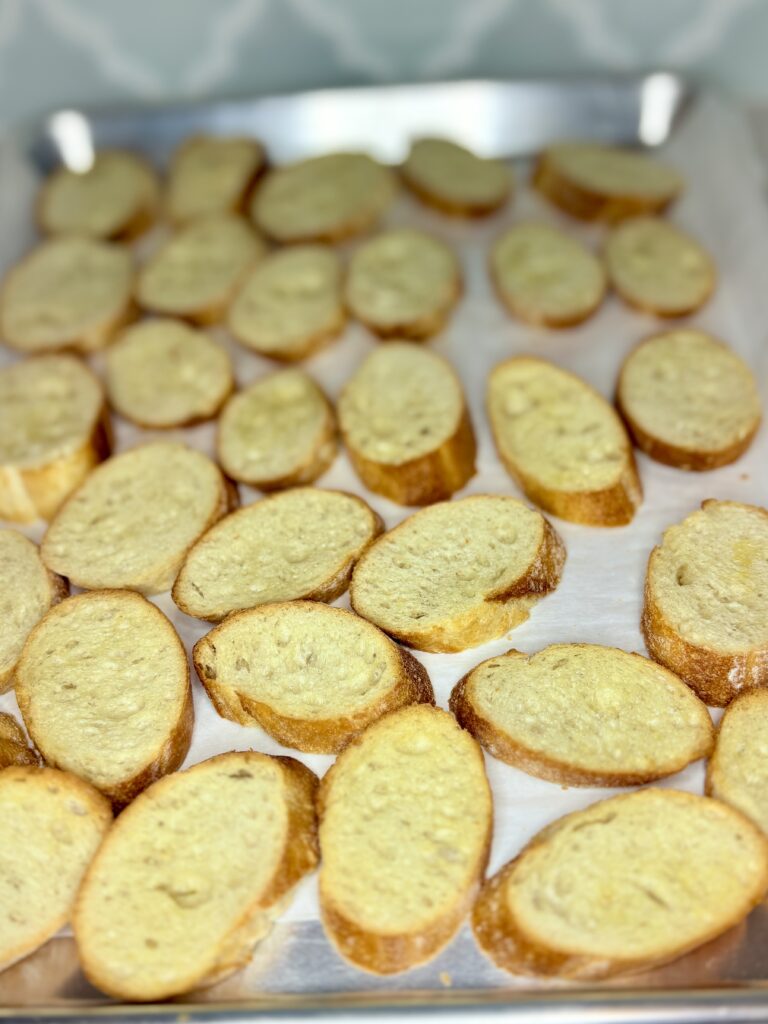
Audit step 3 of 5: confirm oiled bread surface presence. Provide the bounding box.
[402,137,512,215]
[707,688,768,835]
[166,136,265,223]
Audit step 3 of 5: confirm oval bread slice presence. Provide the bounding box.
[105,318,233,428]
[450,643,714,786]
[41,441,234,594]
[642,500,768,706]
[350,495,565,653]
[0,354,111,523]
[0,766,111,972]
[0,711,40,767]
[490,222,606,327]
[317,704,492,973]
[193,601,434,752]
[707,688,768,835]
[74,751,319,1002]
[345,228,461,340]
[228,245,345,361]
[166,136,265,223]
[338,342,476,505]
[473,788,768,980]
[15,590,193,808]
[402,137,512,216]
[487,356,641,526]
[217,369,337,489]
[0,236,134,354]
[251,152,395,244]
[174,488,382,622]
[617,329,761,470]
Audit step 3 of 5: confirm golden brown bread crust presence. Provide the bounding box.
[399,167,511,218]
[0,711,41,767]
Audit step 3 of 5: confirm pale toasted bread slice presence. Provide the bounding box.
[217,369,337,489]
[487,356,641,526]
[490,222,606,327]
[0,711,40,767]
[41,441,234,594]
[451,643,713,786]
[402,137,512,216]
[251,152,395,244]
[707,688,768,836]
[0,237,134,354]
[617,329,761,470]
[166,136,266,223]
[15,590,193,808]
[473,788,768,980]
[227,245,345,361]
[0,354,111,523]
[174,488,382,622]
[0,766,111,972]
[534,142,683,222]
[317,704,491,973]
[135,214,266,324]
[105,318,233,428]
[642,500,768,706]
[350,495,565,653]
[37,150,159,240]
[338,342,476,505]
[345,228,461,340]
[74,751,318,1001]
[193,601,433,752]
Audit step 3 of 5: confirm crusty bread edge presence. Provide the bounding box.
[348,261,462,342]
[0,711,41,767]
[400,162,512,218]
[165,135,267,226]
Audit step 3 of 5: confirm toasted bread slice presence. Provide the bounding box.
[317,704,491,973]
[0,711,40,767]
[0,237,134,354]
[338,342,476,505]
[643,501,768,706]
[135,214,266,324]
[251,152,395,244]
[174,488,382,622]
[534,142,683,222]
[166,136,266,223]
[345,228,461,340]
[228,245,345,361]
[487,356,641,526]
[74,751,318,1001]
[0,766,111,972]
[707,689,768,834]
[193,601,433,752]
[450,643,714,786]
[105,318,233,428]
[617,330,761,470]
[490,223,606,327]
[41,441,234,594]
[217,369,337,489]
[350,495,565,653]
[473,788,768,980]
[401,137,512,216]
[15,590,193,808]
[37,150,159,240]
[0,354,111,523]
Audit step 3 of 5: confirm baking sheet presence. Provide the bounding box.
[1,84,768,1017]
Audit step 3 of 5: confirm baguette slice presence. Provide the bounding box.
[473,788,768,980]
[707,688,768,835]
[350,495,565,653]
[401,137,512,216]
[642,500,768,706]
[487,356,641,526]
[227,245,345,361]
[345,228,461,340]
[174,488,382,622]
[193,601,433,753]
[490,222,606,327]
[217,369,337,489]
[338,342,476,505]
[0,354,111,523]
[534,142,683,222]
[0,236,134,354]
[0,711,40,767]
[450,643,714,786]
[0,766,112,972]
[166,136,266,224]
[15,590,193,808]
[41,441,234,594]
[318,704,492,973]
[605,216,715,318]
[617,330,761,470]
[74,751,318,1002]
